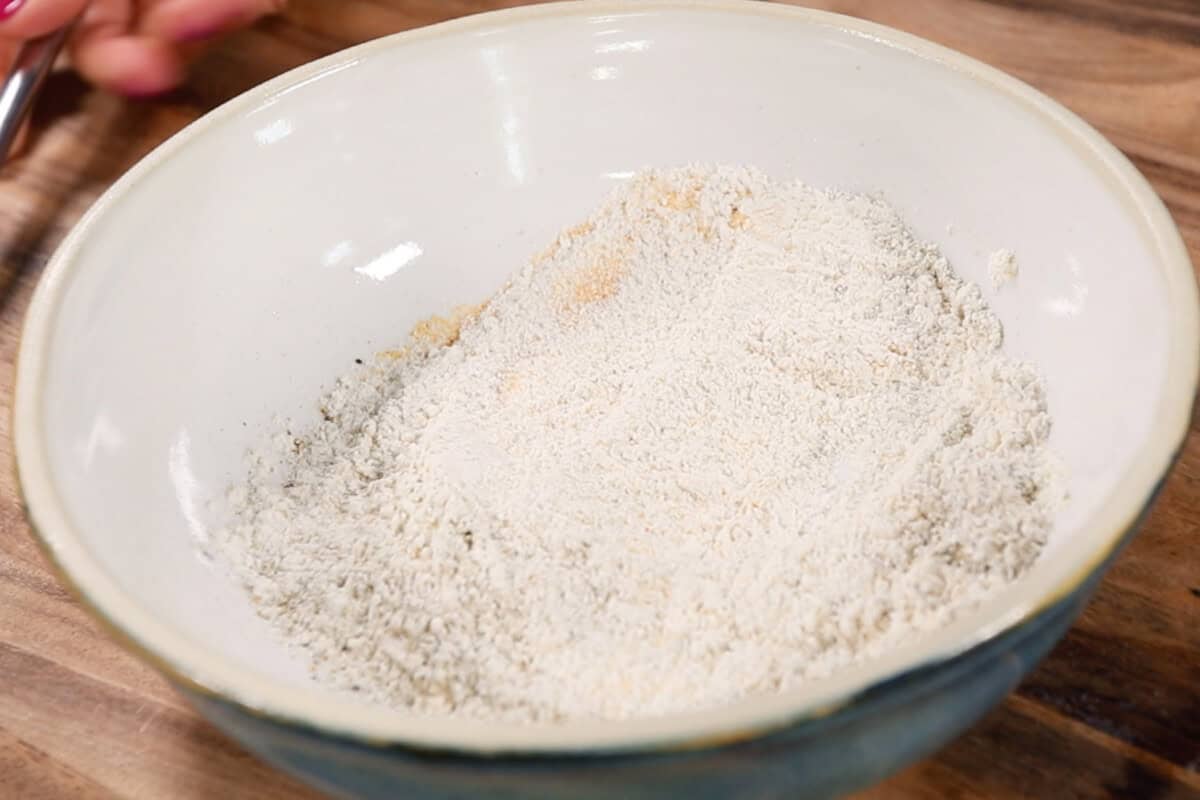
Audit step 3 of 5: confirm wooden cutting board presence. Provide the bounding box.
[1,2,1196,797]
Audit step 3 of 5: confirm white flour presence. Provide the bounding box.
[215,165,1059,723]
[989,248,1020,289]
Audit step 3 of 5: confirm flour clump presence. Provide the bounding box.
[215,165,1060,723]
[989,247,1020,289]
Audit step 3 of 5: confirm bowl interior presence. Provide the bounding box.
[20,1,1192,745]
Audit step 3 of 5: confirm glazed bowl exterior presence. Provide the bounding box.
[14,2,1197,798]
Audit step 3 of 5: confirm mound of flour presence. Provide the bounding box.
[215,165,1059,723]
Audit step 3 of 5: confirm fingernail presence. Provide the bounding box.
[116,71,186,99]
[0,0,26,22]
[175,24,225,44]
[118,83,176,100]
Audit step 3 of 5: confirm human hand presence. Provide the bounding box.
[0,0,286,96]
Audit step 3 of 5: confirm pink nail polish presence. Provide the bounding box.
[176,25,225,44]
[118,84,175,100]
[0,0,26,22]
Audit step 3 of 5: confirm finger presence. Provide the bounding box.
[71,34,185,96]
[140,0,285,44]
[68,0,182,96]
[75,0,131,39]
[0,0,88,41]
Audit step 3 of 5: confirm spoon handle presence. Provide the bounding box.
[0,23,75,163]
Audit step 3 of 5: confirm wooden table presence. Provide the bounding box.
[1,1,1196,797]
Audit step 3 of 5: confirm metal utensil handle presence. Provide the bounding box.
[0,24,75,162]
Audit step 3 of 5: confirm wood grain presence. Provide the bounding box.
[1,1,1197,798]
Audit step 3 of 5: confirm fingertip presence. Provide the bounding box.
[72,36,186,97]
[142,0,284,44]
[0,0,87,41]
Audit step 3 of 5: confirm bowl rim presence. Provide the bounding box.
[13,0,1199,756]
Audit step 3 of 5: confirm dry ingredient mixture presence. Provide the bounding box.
[215,165,1060,723]
[989,248,1020,289]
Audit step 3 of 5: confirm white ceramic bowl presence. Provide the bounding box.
[15,2,1197,797]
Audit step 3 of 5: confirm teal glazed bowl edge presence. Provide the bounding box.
[187,479,1167,799]
[188,574,1098,799]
